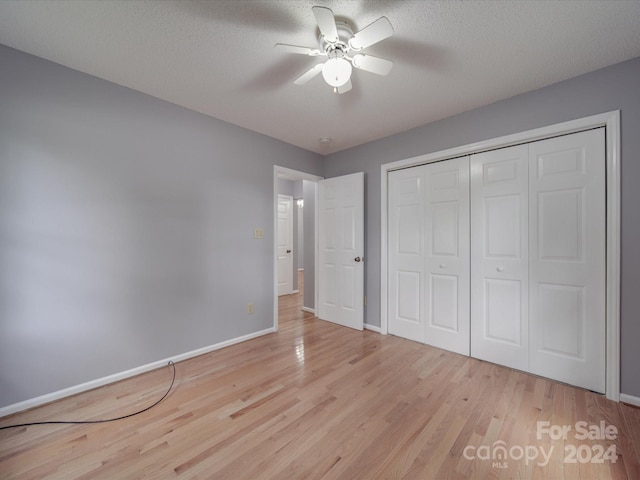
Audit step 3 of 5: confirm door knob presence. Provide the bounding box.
[354,256,362,263]
[439,264,445,268]
[497,266,504,272]
[286,249,292,253]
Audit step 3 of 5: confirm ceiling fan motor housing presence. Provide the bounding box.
[320,20,356,54]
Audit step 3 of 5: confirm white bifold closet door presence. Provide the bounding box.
[388,157,470,355]
[388,128,605,393]
[470,129,605,393]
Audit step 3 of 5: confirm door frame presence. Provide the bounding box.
[273,166,323,331]
[380,111,621,401]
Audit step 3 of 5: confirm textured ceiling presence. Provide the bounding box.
[1,0,640,154]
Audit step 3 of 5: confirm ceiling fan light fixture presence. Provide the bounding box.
[322,57,352,87]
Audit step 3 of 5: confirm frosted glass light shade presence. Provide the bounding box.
[322,57,352,87]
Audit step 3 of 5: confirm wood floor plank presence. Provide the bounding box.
[1,278,638,479]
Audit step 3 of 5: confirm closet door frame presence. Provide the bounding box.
[381,110,621,402]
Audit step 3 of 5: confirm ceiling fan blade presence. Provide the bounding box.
[337,79,352,94]
[275,43,321,56]
[352,54,393,76]
[312,6,339,43]
[294,63,324,85]
[349,16,394,50]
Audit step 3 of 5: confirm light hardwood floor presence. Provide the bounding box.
[1,277,639,479]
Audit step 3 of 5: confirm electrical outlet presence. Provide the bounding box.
[247,303,254,314]
[254,228,264,239]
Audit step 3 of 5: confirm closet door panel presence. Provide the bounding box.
[388,168,425,342]
[471,145,529,371]
[528,128,606,393]
[424,157,470,355]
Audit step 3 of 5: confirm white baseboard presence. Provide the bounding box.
[0,327,276,418]
[620,393,640,407]
[364,323,381,333]
[301,307,315,315]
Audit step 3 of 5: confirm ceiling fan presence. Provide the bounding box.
[275,6,394,94]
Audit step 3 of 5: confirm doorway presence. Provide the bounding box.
[273,166,322,331]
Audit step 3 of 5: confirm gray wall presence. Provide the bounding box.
[324,56,640,398]
[293,180,303,201]
[0,45,323,408]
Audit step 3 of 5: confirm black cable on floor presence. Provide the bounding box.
[0,361,176,431]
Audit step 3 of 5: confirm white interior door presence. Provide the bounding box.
[277,194,293,296]
[528,129,606,393]
[471,145,529,371]
[424,157,470,355]
[318,172,364,330]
